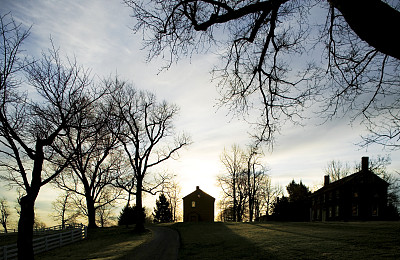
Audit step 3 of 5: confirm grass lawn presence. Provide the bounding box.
[172,221,400,259]
[35,226,151,260]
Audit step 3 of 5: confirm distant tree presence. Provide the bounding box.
[218,144,270,222]
[161,177,181,222]
[0,198,10,233]
[96,201,115,227]
[286,180,310,203]
[272,180,310,221]
[256,179,283,218]
[0,13,95,259]
[324,160,351,182]
[51,191,80,229]
[243,146,269,222]
[153,193,173,223]
[33,217,46,230]
[107,78,190,231]
[218,144,246,222]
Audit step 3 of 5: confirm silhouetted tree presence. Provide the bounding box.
[0,13,95,259]
[96,201,115,227]
[153,193,173,223]
[272,180,310,221]
[125,0,400,148]
[0,198,10,233]
[52,93,123,229]
[107,77,190,231]
[243,146,268,222]
[218,144,246,221]
[51,191,80,229]
[161,177,181,222]
[118,205,145,227]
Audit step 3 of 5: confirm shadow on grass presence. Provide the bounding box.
[172,222,276,260]
[36,226,152,260]
[172,222,400,260]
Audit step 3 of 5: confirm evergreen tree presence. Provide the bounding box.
[118,205,145,226]
[153,194,172,223]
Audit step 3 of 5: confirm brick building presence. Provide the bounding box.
[183,186,215,222]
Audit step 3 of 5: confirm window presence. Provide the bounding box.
[352,204,358,216]
[372,204,379,216]
[329,207,333,218]
[336,190,340,199]
[335,205,339,217]
[191,201,196,208]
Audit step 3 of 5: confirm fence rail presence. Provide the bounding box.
[0,223,81,236]
[0,224,87,260]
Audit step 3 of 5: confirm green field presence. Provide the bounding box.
[172,221,400,259]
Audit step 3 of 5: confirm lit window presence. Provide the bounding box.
[192,201,196,208]
[372,204,379,216]
[335,205,339,217]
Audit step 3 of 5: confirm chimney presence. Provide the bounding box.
[324,175,330,186]
[362,157,369,172]
[196,186,199,190]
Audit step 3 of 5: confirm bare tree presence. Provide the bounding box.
[108,78,190,231]
[0,13,94,259]
[0,198,10,233]
[52,92,123,229]
[243,146,268,222]
[218,144,245,221]
[324,160,351,182]
[124,0,400,148]
[161,177,182,222]
[95,194,116,227]
[50,191,80,229]
[256,180,283,218]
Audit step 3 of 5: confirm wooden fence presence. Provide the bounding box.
[0,224,87,260]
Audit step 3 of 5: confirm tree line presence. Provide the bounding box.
[0,13,189,259]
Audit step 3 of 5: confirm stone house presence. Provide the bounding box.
[183,186,215,222]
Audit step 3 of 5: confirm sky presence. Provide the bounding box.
[1,0,399,226]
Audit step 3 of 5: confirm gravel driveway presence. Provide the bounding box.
[117,226,180,260]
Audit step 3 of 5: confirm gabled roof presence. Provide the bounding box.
[311,170,389,197]
[183,186,215,200]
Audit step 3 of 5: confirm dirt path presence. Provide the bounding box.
[117,226,180,260]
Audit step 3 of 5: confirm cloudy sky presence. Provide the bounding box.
[1,0,399,225]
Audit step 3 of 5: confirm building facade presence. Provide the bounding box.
[183,186,215,222]
[310,157,389,221]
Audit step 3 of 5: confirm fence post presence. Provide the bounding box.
[45,236,48,251]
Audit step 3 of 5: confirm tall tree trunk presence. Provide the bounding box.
[134,177,145,232]
[86,196,97,229]
[17,195,36,260]
[232,174,237,222]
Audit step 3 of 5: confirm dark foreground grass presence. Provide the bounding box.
[172,221,400,260]
[35,226,151,260]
